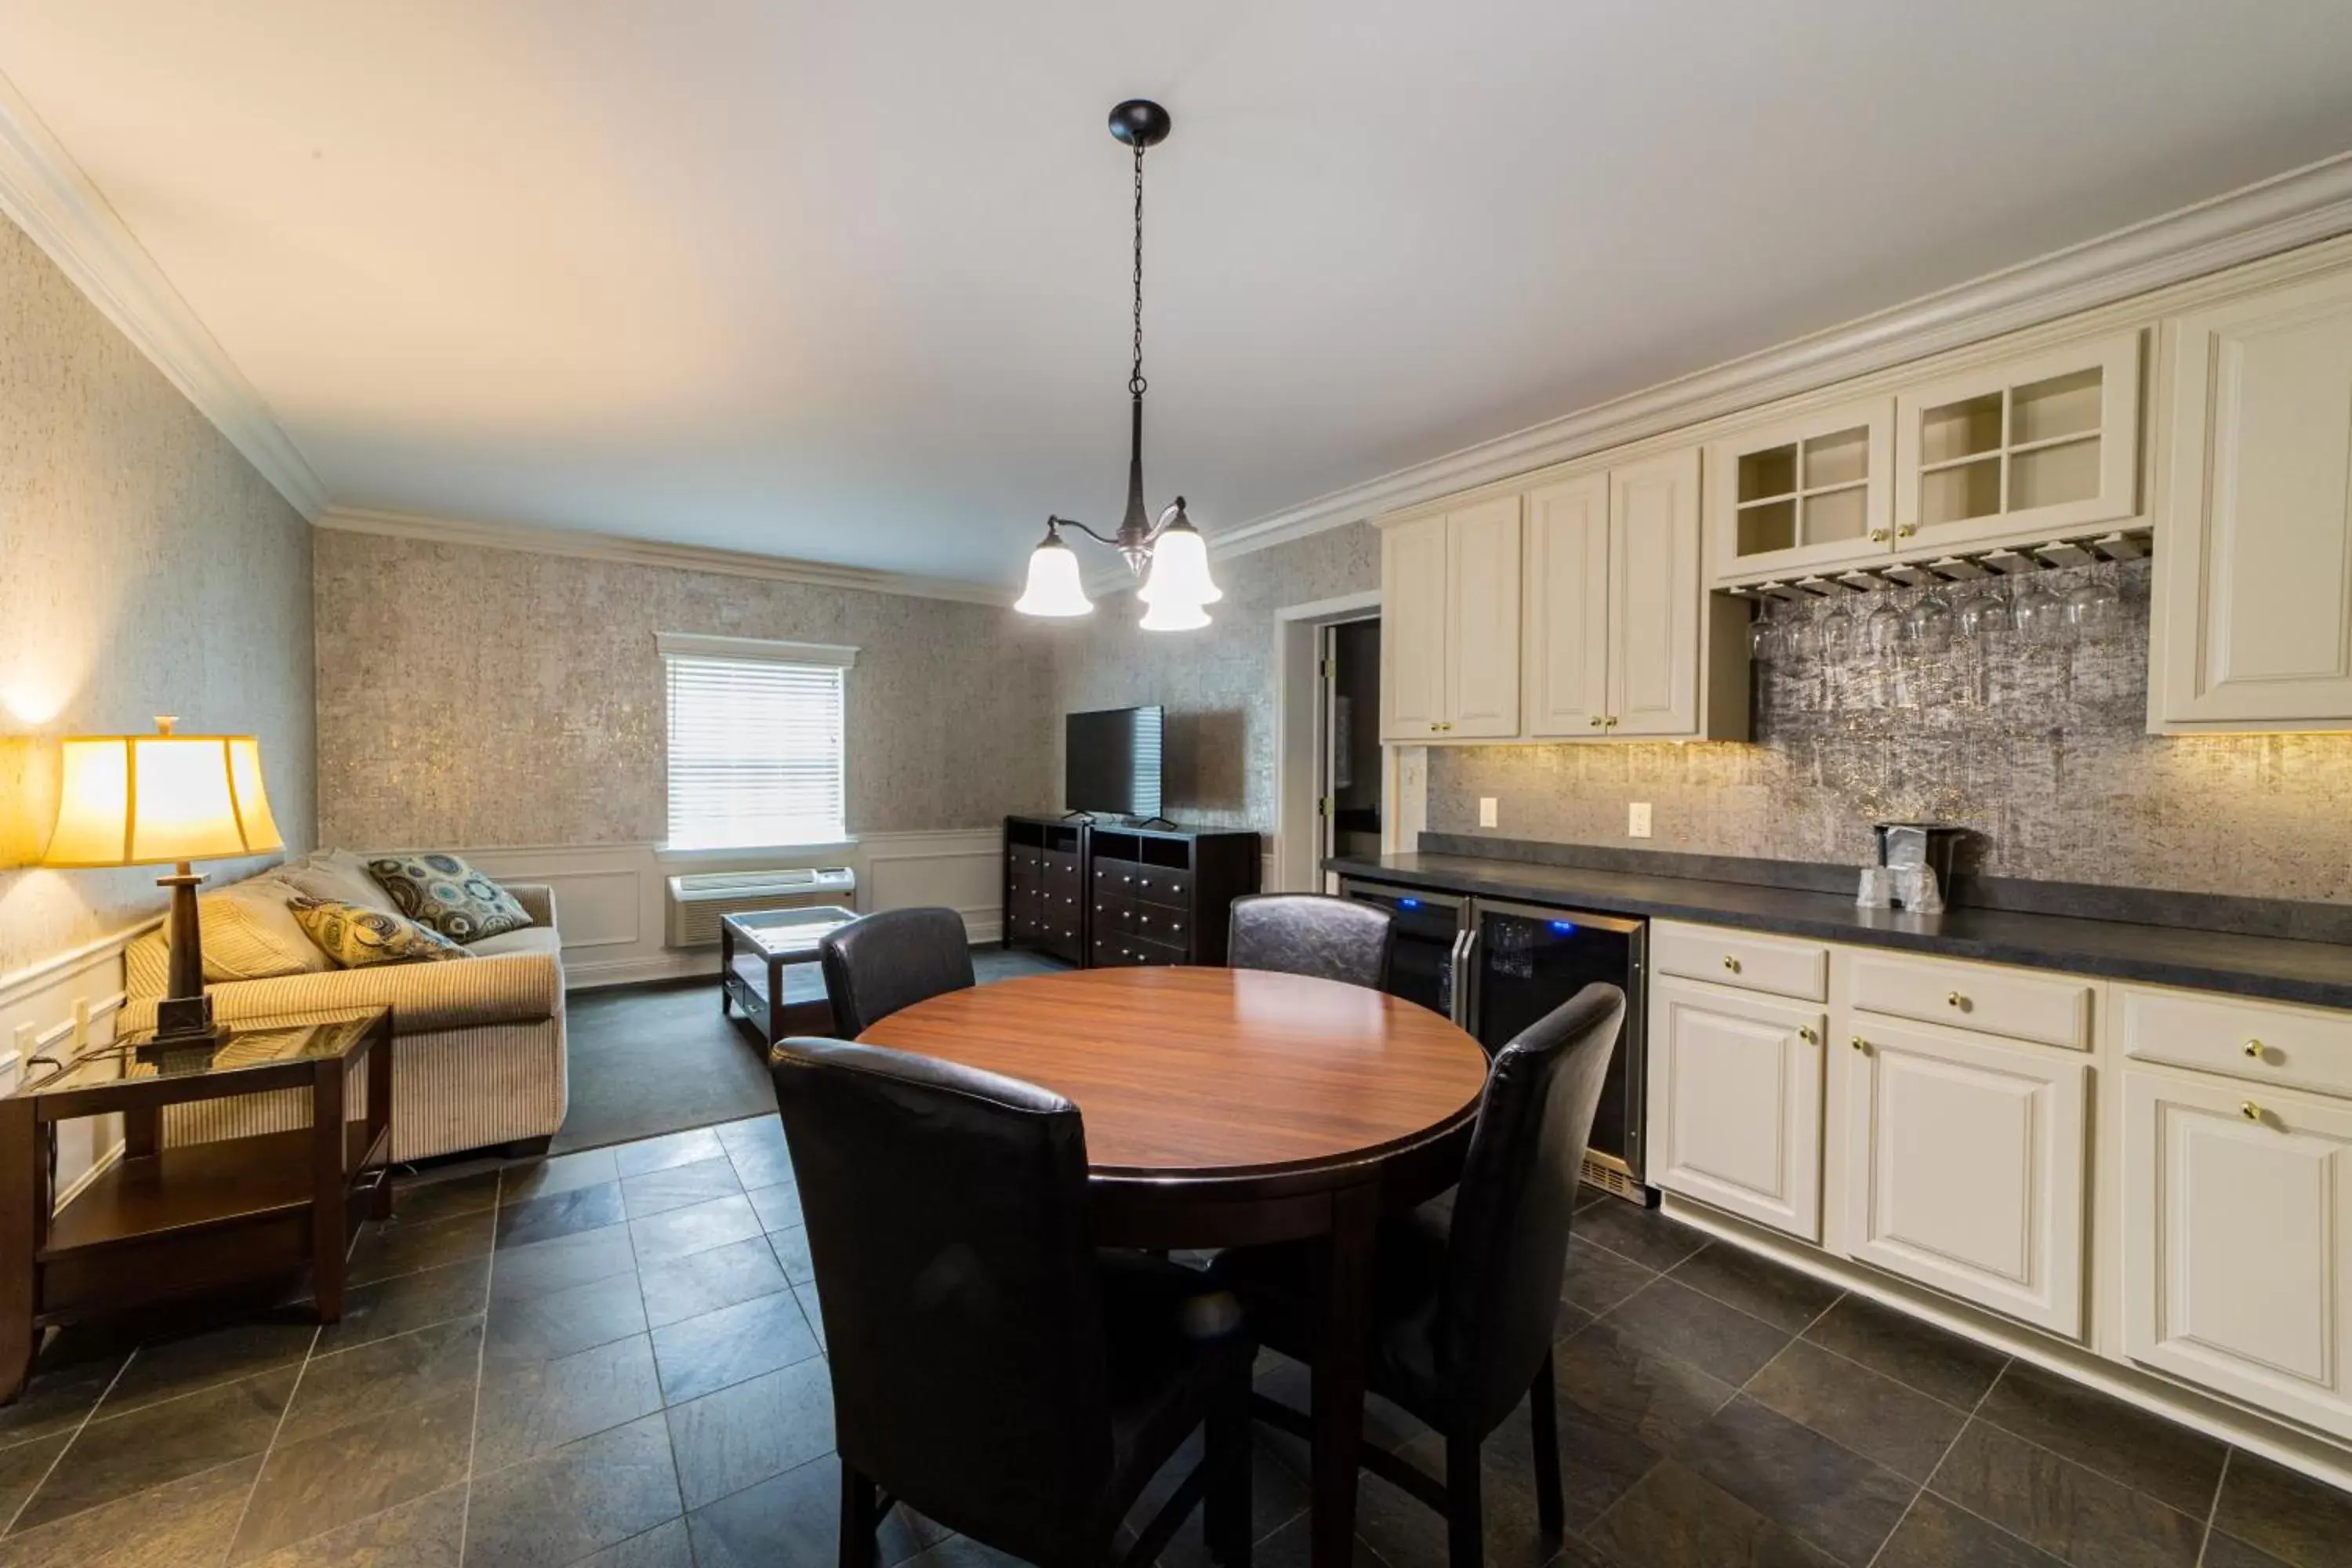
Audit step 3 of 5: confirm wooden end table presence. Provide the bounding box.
[720,906,858,1049]
[0,1007,394,1404]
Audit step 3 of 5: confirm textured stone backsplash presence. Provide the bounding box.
[1428,557,2352,904]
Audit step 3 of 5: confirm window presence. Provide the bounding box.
[659,633,855,850]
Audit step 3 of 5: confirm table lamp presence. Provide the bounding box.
[41,717,283,1052]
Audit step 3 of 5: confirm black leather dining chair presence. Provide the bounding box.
[1226,893,1395,990]
[769,1037,1256,1568]
[1208,982,1624,1568]
[817,906,975,1036]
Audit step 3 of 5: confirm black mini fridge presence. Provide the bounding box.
[1468,899,1649,1200]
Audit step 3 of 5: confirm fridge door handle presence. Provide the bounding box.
[1449,924,1479,1029]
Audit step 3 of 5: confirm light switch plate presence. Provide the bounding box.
[1628,802,1653,838]
[1478,797,1498,828]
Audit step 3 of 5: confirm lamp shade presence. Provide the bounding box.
[1014,534,1094,617]
[1136,516,1222,608]
[1139,595,1211,632]
[42,731,283,868]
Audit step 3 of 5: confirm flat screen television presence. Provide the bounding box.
[1065,706,1165,819]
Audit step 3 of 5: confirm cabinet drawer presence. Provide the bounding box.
[1653,922,1828,1002]
[1849,952,2091,1050]
[2121,986,2352,1101]
[1132,868,1192,909]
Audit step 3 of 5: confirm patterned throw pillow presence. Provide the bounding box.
[288,895,468,967]
[365,853,533,943]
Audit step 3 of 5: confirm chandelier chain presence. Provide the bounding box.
[1129,143,1147,399]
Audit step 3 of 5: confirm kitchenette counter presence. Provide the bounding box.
[1328,850,2352,1012]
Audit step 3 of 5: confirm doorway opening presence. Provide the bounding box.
[1320,619,1383,864]
[1271,588,1385,894]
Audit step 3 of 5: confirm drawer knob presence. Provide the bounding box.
[2242,1101,2264,1123]
[1947,992,1966,1011]
[1850,1035,1868,1053]
[1722,955,1742,975]
[2245,1039,2265,1060]
[1798,1025,1817,1044]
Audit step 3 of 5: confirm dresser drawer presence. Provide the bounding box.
[1131,868,1192,910]
[1849,952,2092,1051]
[2121,985,2352,1100]
[1653,922,1828,1002]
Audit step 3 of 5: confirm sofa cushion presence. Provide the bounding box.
[367,852,534,943]
[283,848,395,912]
[468,926,564,960]
[289,895,468,967]
[202,874,338,982]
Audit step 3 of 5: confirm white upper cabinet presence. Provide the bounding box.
[1893,332,2143,554]
[1610,449,1709,736]
[1379,516,1449,739]
[1516,447,1748,742]
[1444,495,1524,739]
[2123,1069,2352,1442]
[1379,497,1521,742]
[1841,1017,2089,1338]
[2153,268,2352,731]
[1521,474,1611,736]
[1707,397,1895,583]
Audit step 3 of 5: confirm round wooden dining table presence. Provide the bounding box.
[858,964,1491,1568]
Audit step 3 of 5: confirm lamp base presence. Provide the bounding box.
[142,992,230,1063]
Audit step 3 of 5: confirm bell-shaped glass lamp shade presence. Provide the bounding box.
[1136,512,1222,608]
[1139,594,1211,632]
[1014,528,1094,617]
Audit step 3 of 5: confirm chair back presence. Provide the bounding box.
[770,1037,1112,1562]
[1435,982,1624,1433]
[1227,893,1394,989]
[818,906,977,1036]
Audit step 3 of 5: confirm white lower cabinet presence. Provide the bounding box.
[2123,1069,2352,1441]
[1841,1018,2089,1338]
[1651,978,1824,1242]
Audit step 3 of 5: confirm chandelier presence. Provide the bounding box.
[1014,99,1222,630]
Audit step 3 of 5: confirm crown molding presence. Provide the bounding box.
[318,506,1015,608]
[1188,149,2352,572]
[0,71,327,521]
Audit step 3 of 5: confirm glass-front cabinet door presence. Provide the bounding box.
[1893,331,2142,553]
[1706,397,1893,583]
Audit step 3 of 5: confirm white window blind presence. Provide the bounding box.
[661,636,854,851]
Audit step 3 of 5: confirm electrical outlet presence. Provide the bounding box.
[1628,802,1653,838]
[1478,797,1498,828]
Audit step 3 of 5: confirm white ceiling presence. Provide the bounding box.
[6,1,2352,586]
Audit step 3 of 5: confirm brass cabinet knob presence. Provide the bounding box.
[2242,1101,2263,1122]
[1850,1035,1868,1052]
[1722,955,1742,974]
[1428,722,1441,733]
[2245,1039,2265,1059]
[1798,1025,1817,1044]
[1898,523,1918,538]
[1947,992,1965,1010]
[1589,716,1604,728]
[1870,528,1890,543]
[1605,717,1619,729]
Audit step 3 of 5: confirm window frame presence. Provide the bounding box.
[657,632,858,853]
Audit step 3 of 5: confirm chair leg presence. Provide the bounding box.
[1529,1349,1563,1539]
[1205,1373,1254,1568]
[1445,1436,1483,1568]
[840,1461,879,1568]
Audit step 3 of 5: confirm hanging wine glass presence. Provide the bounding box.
[1782,608,1823,660]
[1904,590,1956,655]
[1748,611,1784,664]
[1952,582,2005,641]
[2063,575,2122,639]
[1864,598,1905,661]
[2010,574,2066,641]
[1821,600,1864,664]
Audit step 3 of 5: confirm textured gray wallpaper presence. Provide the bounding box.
[314,531,1061,848]
[1429,557,2352,903]
[0,216,316,978]
[1045,524,1381,829]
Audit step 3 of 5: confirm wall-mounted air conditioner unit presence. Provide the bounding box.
[665,866,857,949]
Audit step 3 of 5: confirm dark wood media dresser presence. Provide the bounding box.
[1003,815,1260,969]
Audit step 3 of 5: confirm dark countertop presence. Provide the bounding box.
[1327,851,2352,1013]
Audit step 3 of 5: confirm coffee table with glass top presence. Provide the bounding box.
[720,905,859,1051]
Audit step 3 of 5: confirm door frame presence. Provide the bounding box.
[1271,590,1388,894]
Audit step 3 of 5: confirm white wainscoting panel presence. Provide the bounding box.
[454,828,1004,990]
[0,919,153,1208]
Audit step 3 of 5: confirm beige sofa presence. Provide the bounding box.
[122,850,569,1162]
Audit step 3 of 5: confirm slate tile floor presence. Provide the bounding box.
[4,1124,2351,1568]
